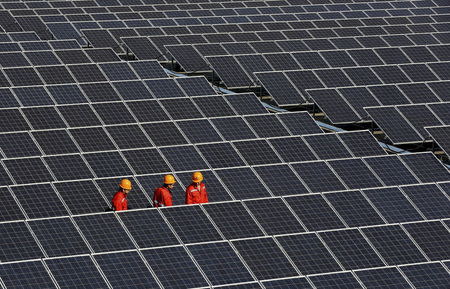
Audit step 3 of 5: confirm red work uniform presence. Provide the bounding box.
[112,191,128,211]
[185,183,208,204]
[152,186,173,207]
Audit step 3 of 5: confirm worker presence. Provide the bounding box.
[112,179,132,211]
[152,174,175,207]
[185,171,208,205]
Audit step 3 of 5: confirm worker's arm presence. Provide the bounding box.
[204,187,208,203]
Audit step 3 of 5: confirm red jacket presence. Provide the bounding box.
[185,183,208,204]
[152,186,173,207]
[112,191,128,211]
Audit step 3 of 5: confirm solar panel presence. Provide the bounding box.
[399,263,450,289]
[161,145,209,171]
[162,205,222,243]
[233,139,282,165]
[337,131,386,157]
[400,184,450,220]
[206,55,253,88]
[47,84,88,104]
[0,88,20,108]
[285,194,345,231]
[365,106,422,144]
[215,167,271,199]
[328,158,384,189]
[211,117,257,141]
[124,148,171,174]
[68,64,108,83]
[253,164,310,195]
[193,96,236,117]
[4,67,43,86]
[94,251,160,288]
[262,277,312,288]
[85,48,121,62]
[167,44,209,72]
[84,151,133,177]
[117,209,179,248]
[143,246,210,288]
[54,180,110,215]
[0,132,41,158]
[100,62,138,81]
[244,114,290,138]
[319,229,385,270]
[307,88,360,124]
[82,29,122,52]
[427,125,450,156]
[4,157,54,184]
[355,267,411,289]
[399,152,450,183]
[303,134,353,160]
[255,71,304,106]
[177,119,223,143]
[188,242,254,286]
[74,213,135,252]
[11,183,70,219]
[276,112,322,135]
[403,221,450,261]
[204,202,264,239]
[127,100,169,122]
[175,77,216,96]
[45,256,110,288]
[29,217,91,257]
[396,104,443,138]
[292,161,347,193]
[93,102,136,124]
[0,221,44,262]
[309,272,363,288]
[145,78,187,98]
[0,260,57,289]
[122,36,162,60]
[197,142,245,168]
[55,49,91,64]
[276,233,341,275]
[234,237,301,280]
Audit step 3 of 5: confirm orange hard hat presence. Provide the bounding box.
[119,179,132,190]
[192,171,203,183]
[164,174,176,185]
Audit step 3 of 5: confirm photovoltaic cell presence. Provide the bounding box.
[22,107,67,130]
[74,213,135,253]
[129,60,167,79]
[0,260,57,289]
[12,183,69,219]
[403,221,450,261]
[215,167,271,200]
[118,209,179,248]
[245,114,290,138]
[160,98,204,120]
[4,157,54,184]
[176,77,216,96]
[142,122,187,146]
[325,190,385,227]
[0,221,44,262]
[245,198,304,235]
[337,131,386,157]
[197,143,245,168]
[204,202,265,239]
[162,206,222,243]
[233,140,282,165]
[29,217,91,257]
[328,158,384,189]
[177,119,223,143]
[277,112,322,135]
[401,184,450,219]
[161,145,209,172]
[12,86,54,107]
[142,246,209,289]
[45,256,110,288]
[399,152,450,183]
[362,225,427,265]
[94,251,160,289]
[319,229,385,270]
[145,78,186,98]
[123,148,171,174]
[80,82,121,102]
[84,152,133,177]
[223,93,268,115]
[0,132,41,158]
[107,125,153,149]
[193,96,236,117]
[211,117,257,141]
[45,154,94,181]
[356,267,411,289]
[255,71,304,106]
[363,155,419,186]
[291,161,346,193]
[276,233,341,275]
[303,134,352,160]
[400,263,450,289]
[70,127,116,152]
[309,272,362,289]
[285,194,345,231]
[232,237,299,280]
[54,181,110,215]
[188,242,254,286]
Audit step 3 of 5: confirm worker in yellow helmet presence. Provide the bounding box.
[152,174,176,207]
[185,171,208,205]
[111,179,132,211]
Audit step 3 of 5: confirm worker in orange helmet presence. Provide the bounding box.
[152,174,175,207]
[185,171,208,205]
[112,179,132,211]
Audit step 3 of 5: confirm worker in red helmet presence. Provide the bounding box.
[112,179,132,211]
[152,174,176,207]
[185,171,208,205]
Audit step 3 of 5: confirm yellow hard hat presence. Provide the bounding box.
[119,179,132,190]
[164,174,176,184]
[192,171,203,183]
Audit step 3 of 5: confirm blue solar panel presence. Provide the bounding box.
[0,260,57,289]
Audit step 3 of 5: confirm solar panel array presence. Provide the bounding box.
[1,0,450,288]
